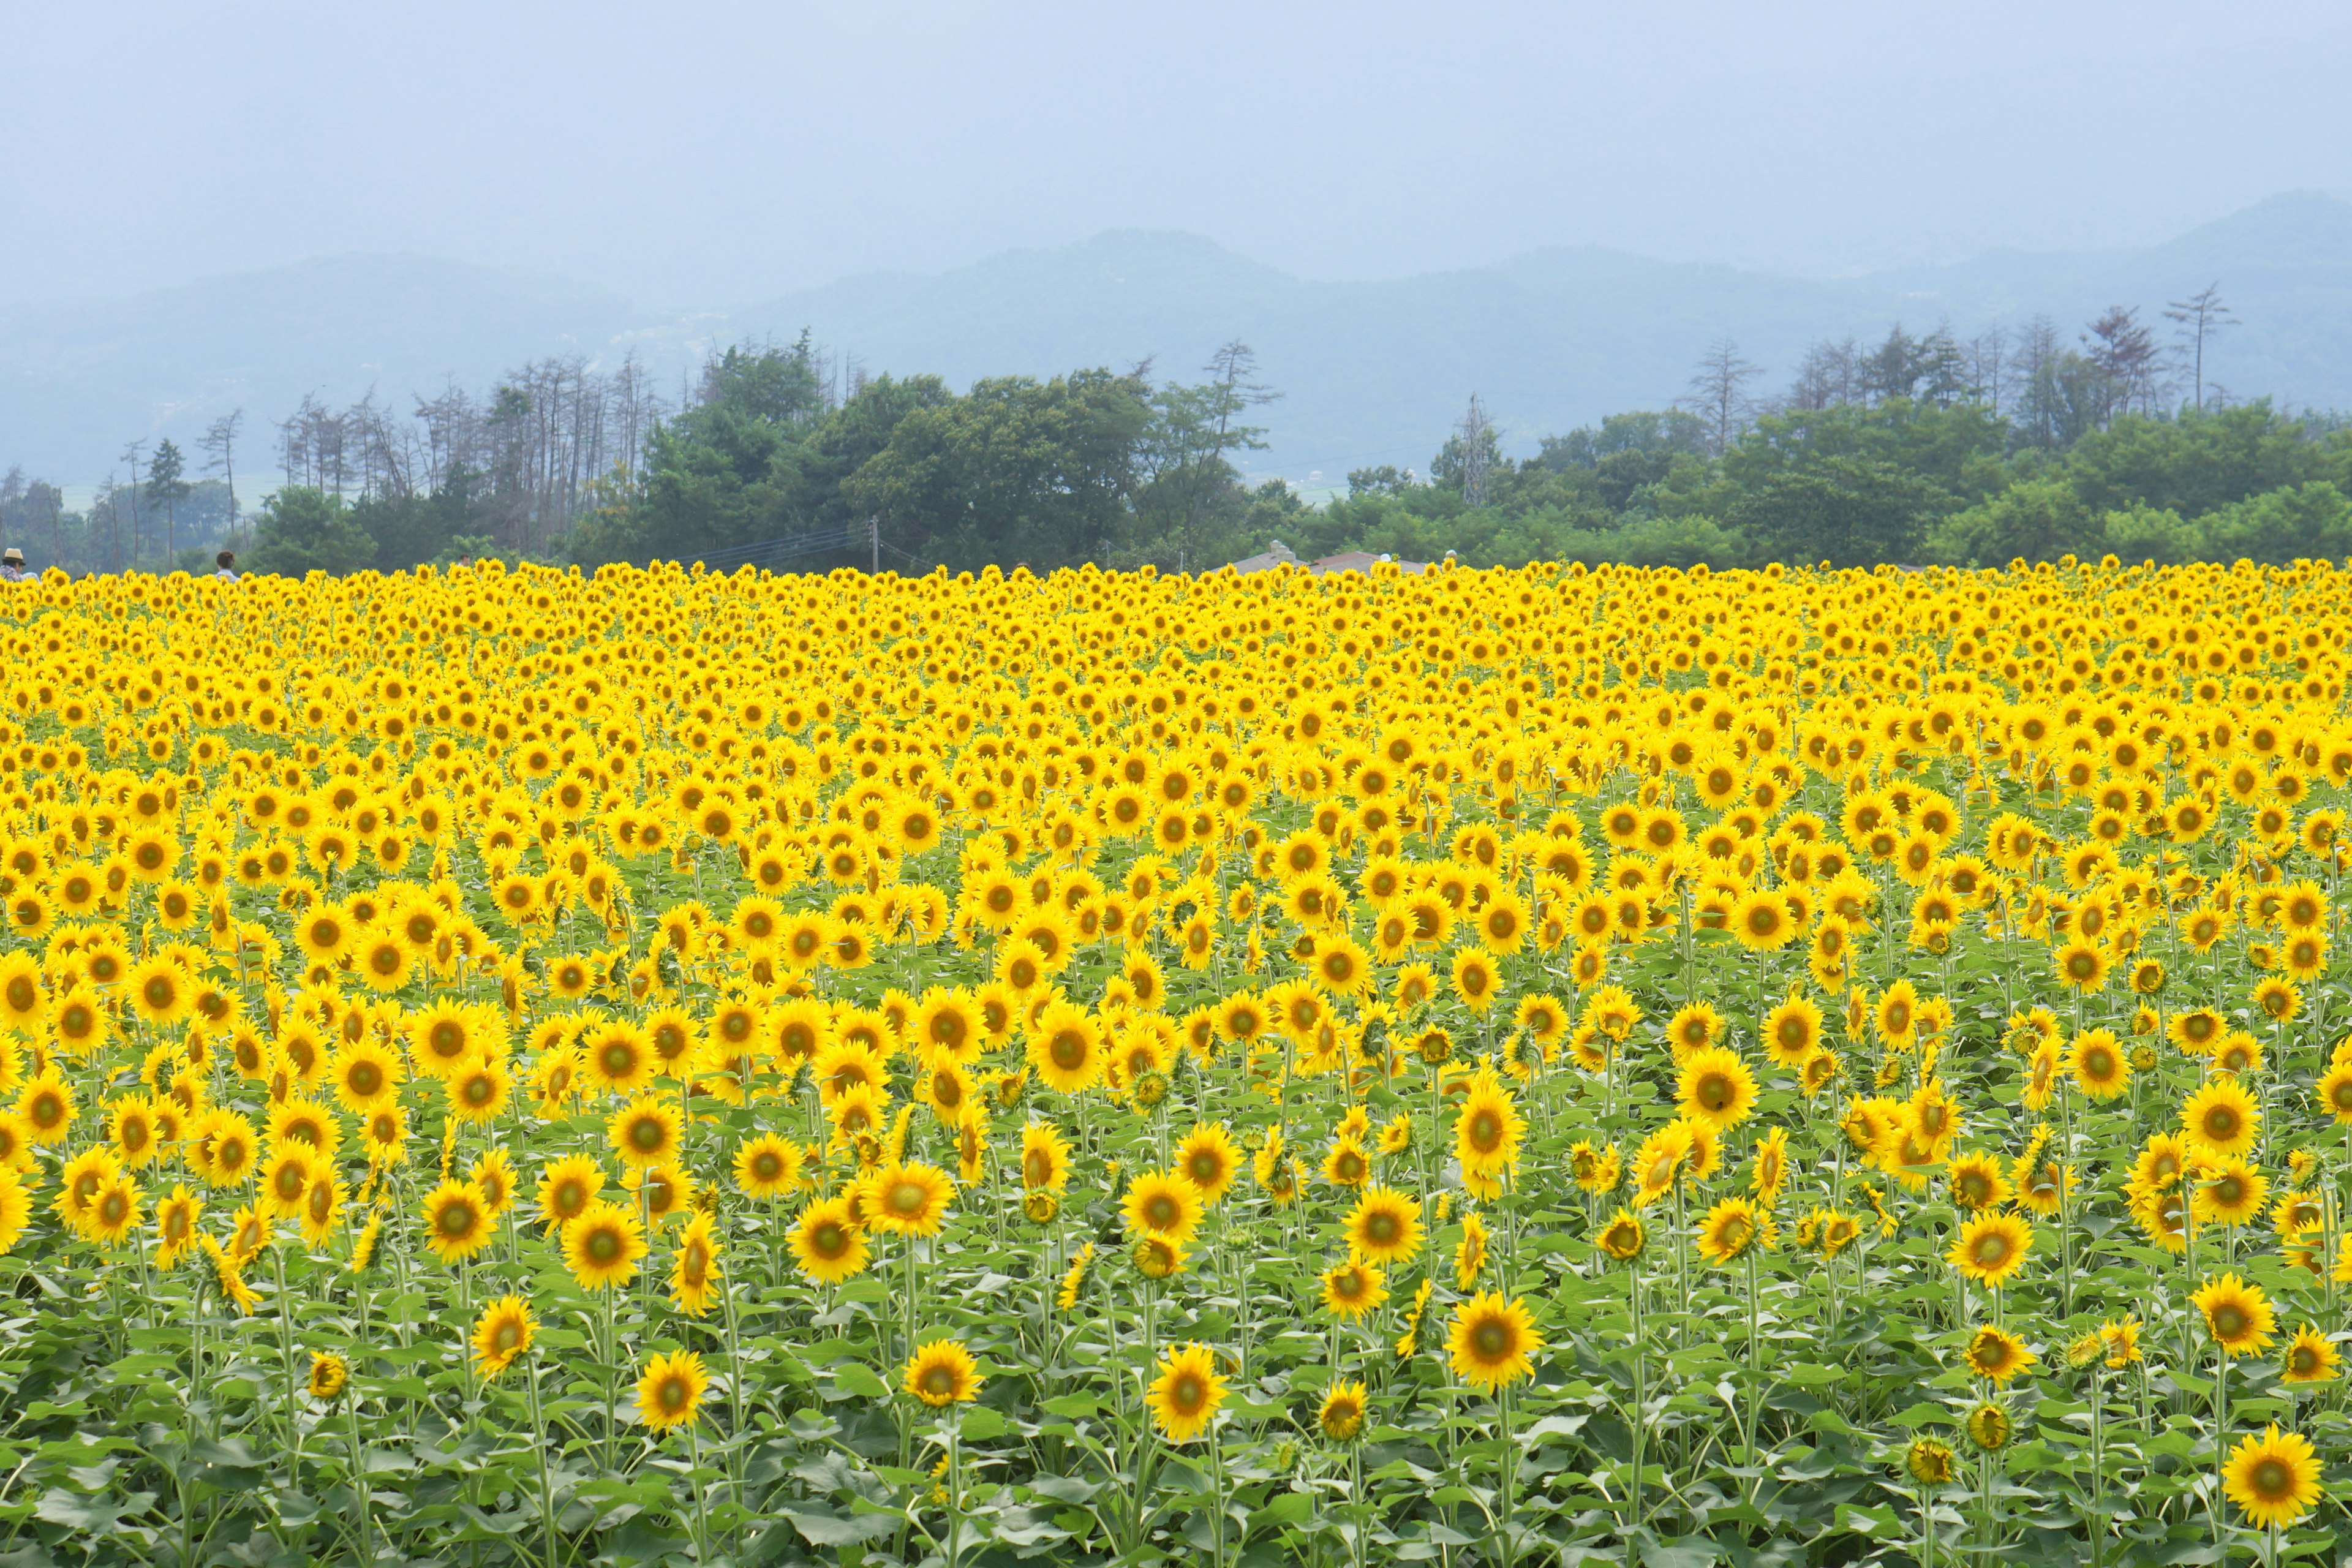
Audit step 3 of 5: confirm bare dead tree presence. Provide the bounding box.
[2163,283,2239,413]
[1681,339,1762,454]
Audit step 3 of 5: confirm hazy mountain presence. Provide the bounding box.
[0,255,651,485]
[7,194,2352,491]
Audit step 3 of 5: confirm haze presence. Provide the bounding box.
[10,0,2352,308]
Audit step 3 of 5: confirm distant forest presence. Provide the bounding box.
[11,288,2352,575]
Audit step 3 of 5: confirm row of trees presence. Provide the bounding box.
[10,279,2341,578]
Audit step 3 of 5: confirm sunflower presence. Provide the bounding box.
[734,1133,807,1199]
[635,1349,709,1434]
[864,1159,954,1237]
[2281,1325,2340,1384]
[1453,1072,1523,1177]
[1175,1124,1240,1203]
[2065,1028,2129,1099]
[608,1096,682,1170]
[472,1294,537,1378]
[1694,1196,1771,1265]
[126,956,193,1026]
[1319,1259,1388,1320]
[1597,1208,1646,1262]
[330,1041,402,1114]
[1123,1170,1204,1243]
[1630,1120,1693,1207]
[2190,1272,2275,1357]
[1146,1343,1226,1442]
[307,1352,350,1401]
[420,1180,494,1265]
[1447,1291,1541,1392]
[2192,1156,2268,1227]
[2181,1076,2260,1156]
[903,1338,982,1406]
[1317,1379,1368,1442]
[1963,1324,2035,1384]
[1027,1005,1104,1095]
[1758,995,1821,1069]
[537,1153,604,1231]
[1344,1186,1423,1265]
[561,1198,647,1291]
[670,1210,722,1316]
[1449,949,1499,1014]
[1676,1047,1757,1131]
[2222,1425,2321,1528]
[581,1021,655,1095]
[789,1195,870,1284]
[1947,1213,2032,1287]
[1728,888,1796,951]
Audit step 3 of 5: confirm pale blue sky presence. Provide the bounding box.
[8,0,2350,304]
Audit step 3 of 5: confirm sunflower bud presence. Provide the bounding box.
[1021,1188,1060,1224]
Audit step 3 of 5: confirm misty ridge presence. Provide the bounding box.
[8,192,2352,577]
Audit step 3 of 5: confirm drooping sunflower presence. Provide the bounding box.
[307,1352,350,1401]
[472,1295,537,1378]
[1317,1379,1368,1442]
[1694,1196,1771,1265]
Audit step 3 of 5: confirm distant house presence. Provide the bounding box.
[1313,549,1428,575]
[1227,540,1430,575]
[1229,540,1300,574]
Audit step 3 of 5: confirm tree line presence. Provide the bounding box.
[7,281,2342,577]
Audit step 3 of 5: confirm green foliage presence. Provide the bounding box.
[245,488,377,577]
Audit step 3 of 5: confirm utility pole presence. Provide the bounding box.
[870,516,879,575]
[1460,394,1491,510]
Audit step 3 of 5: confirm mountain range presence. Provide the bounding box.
[7,192,2351,492]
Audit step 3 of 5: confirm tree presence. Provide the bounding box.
[199,410,245,538]
[845,369,1153,573]
[244,487,377,576]
[118,442,145,570]
[1681,339,1760,454]
[1131,342,1278,571]
[2163,284,2239,412]
[2084,307,2165,422]
[148,439,190,565]
[1725,454,1937,567]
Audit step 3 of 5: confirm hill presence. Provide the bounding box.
[7,194,2352,487]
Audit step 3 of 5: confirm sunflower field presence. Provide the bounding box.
[0,555,2343,1566]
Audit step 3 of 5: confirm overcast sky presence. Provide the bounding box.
[9,1,2350,307]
